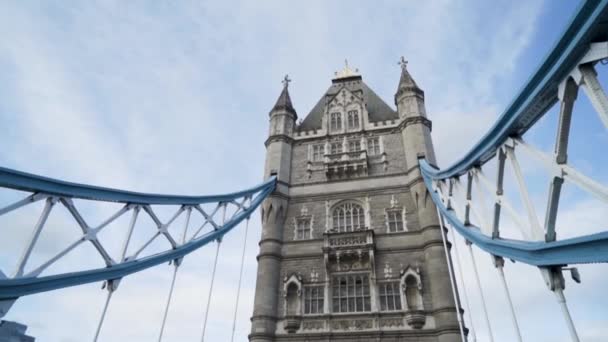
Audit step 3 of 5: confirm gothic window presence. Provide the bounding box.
[330,142,343,155]
[295,218,311,240]
[330,112,342,132]
[331,274,371,313]
[347,110,360,130]
[386,209,404,232]
[367,137,381,155]
[348,139,361,152]
[312,144,324,161]
[303,286,324,314]
[379,282,402,311]
[332,202,365,232]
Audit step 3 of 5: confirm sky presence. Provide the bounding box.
[0,0,607,341]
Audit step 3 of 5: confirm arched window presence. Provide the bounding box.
[332,202,365,232]
[347,110,359,130]
[330,112,342,132]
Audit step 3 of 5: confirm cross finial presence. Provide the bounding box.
[282,74,291,88]
[398,56,408,70]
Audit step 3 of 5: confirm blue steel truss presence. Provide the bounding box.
[0,167,276,300]
[421,0,608,267]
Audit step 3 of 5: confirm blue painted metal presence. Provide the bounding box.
[420,0,608,267]
[0,174,276,300]
[427,0,608,180]
[422,160,608,266]
[0,166,276,205]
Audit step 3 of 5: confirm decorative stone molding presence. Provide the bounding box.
[330,319,373,331]
[302,320,325,331]
[284,316,302,333]
[379,318,404,328]
[404,310,426,329]
[397,116,432,131]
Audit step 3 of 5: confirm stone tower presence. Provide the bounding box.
[250,62,462,341]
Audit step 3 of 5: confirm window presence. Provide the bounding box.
[332,275,371,313]
[332,202,365,232]
[296,218,311,240]
[312,144,324,161]
[367,137,381,155]
[304,286,324,314]
[347,110,360,130]
[330,112,342,132]
[330,142,343,155]
[379,282,402,311]
[348,140,361,152]
[387,209,404,232]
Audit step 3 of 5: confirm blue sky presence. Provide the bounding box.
[1,0,607,341]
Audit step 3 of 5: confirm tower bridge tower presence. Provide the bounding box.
[250,61,462,342]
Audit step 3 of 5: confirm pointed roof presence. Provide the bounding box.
[298,74,398,130]
[270,75,297,116]
[395,57,423,100]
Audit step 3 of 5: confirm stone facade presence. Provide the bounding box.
[250,64,462,341]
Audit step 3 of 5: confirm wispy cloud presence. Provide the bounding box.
[3,1,605,342]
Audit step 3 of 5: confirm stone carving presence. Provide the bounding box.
[302,320,325,331]
[390,195,398,208]
[331,319,373,331]
[310,269,319,282]
[384,263,393,278]
[284,316,301,333]
[379,318,404,328]
[328,234,367,247]
[330,257,369,272]
[405,310,426,329]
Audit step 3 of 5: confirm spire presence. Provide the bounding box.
[270,75,296,116]
[397,56,420,89]
[395,57,423,102]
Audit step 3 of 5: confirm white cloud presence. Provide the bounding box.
[4,1,605,342]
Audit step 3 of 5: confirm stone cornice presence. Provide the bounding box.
[257,251,282,261]
[398,116,432,131]
[265,134,294,147]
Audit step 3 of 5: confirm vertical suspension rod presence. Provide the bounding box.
[467,242,495,342]
[230,198,251,342]
[436,206,466,342]
[93,206,138,341]
[449,218,477,342]
[555,288,580,342]
[158,206,192,342]
[200,203,226,342]
[495,258,523,342]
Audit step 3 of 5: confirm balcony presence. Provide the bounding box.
[324,150,368,177]
[323,229,375,272]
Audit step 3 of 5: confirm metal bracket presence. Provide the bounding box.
[540,267,565,292]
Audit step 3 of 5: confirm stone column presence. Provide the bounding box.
[249,195,287,342]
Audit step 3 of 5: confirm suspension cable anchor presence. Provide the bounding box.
[102,278,121,292]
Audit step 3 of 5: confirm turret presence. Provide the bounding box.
[264,75,297,184]
[396,58,461,342]
[396,57,437,167]
[250,76,295,342]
